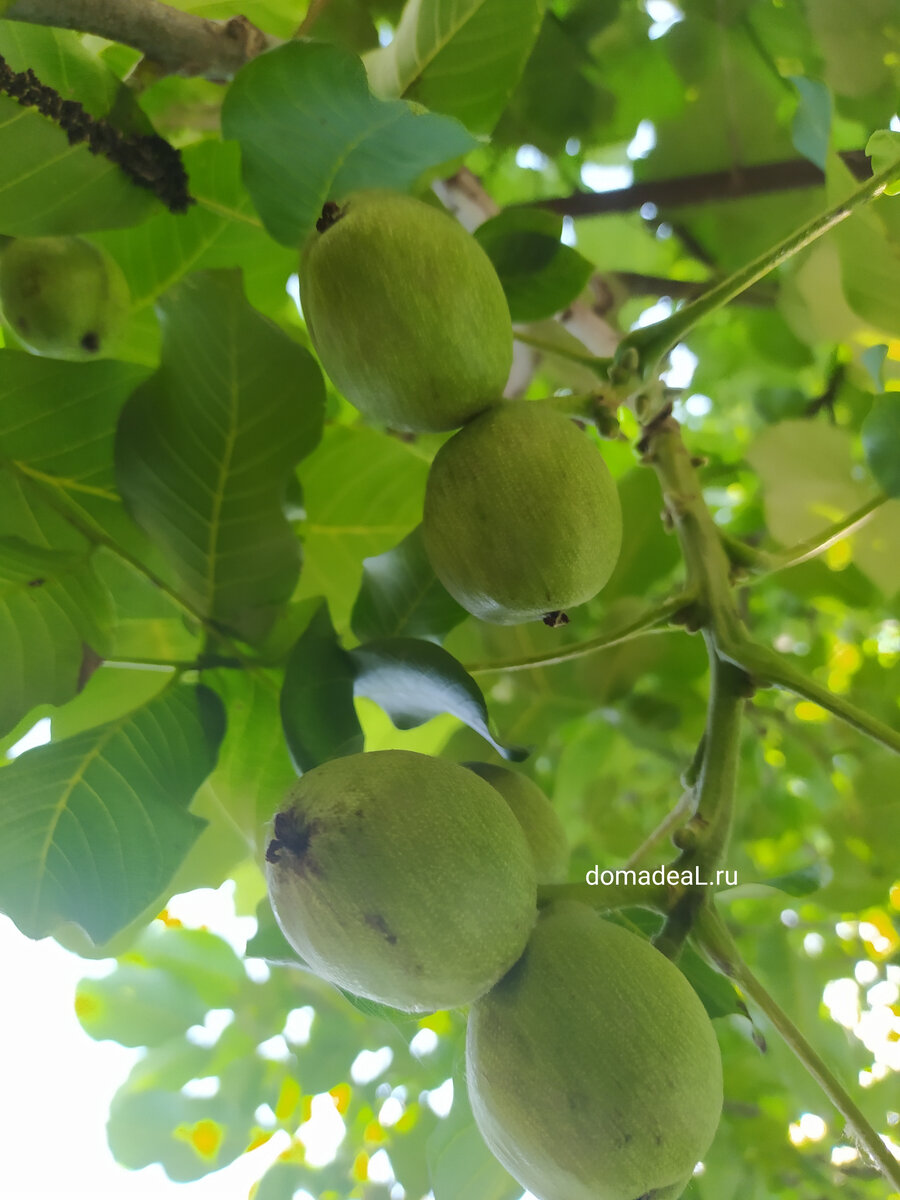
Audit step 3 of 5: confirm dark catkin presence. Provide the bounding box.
[0,54,194,213]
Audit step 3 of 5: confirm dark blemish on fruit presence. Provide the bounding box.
[316,200,344,233]
[27,578,45,587]
[266,810,320,869]
[364,912,398,945]
[80,331,100,352]
[543,610,569,627]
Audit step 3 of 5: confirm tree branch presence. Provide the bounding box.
[5,0,279,81]
[726,638,900,756]
[611,271,775,307]
[531,150,872,219]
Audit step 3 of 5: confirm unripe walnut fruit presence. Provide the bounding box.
[463,762,568,884]
[0,236,129,359]
[423,401,623,623]
[298,190,513,432]
[265,750,537,1012]
[467,901,723,1200]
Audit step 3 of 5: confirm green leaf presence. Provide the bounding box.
[0,537,113,737]
[76,964,212,1047]
[860,343,888,390]
[760,863,830,897]
[122,921,247,1006]
[865,129,900,195]
[789,77,831,171]
[115,271,325,643]
[428,1064,521,1200]
[0,26,158,234]
[492,10,618,156]
[366,0,547,136]
[107,1054,266,1181]
[829,154,900,338]
[807,0,898,101]
[350,637,527,760]
[280,601,364,774]
[599,469,680,604]
[201,667,298,836]
[93,139,299,367]
[350,525,467,644]
[746,419,900,595]
[861,394,900,497]
[0,22,124,115]
[221,41,476,245]
[0,350,150,546]
[246,896,306,966]
[0,683,225,943]
[473,207,593,321]
[296,424,430,629]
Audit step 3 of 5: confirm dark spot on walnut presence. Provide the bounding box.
[316,200,344,233]
[267,809,321,871]
[364,912,398,945]
[80,331,100,353]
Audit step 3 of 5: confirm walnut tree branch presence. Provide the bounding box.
[5,0,279,82]
[530,150,872,219]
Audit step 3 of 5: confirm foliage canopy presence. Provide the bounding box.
[0,1,899,1198]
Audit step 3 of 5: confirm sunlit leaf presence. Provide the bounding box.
[0,537,113,737]
[0,684,225,942]
[115,271,325,642]
[366,0,547,136]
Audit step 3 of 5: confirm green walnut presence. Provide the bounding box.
[423,401,623,623]
[464,762,568,884]
[265,749,537,1012]
[467,901,723,1200]
[0,235,129,359]
[298,190,512,432]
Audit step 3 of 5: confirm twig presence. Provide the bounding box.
[537,880,666,913]
[465,593,692,675]
[612,271,775,307]
[652,641,748,961]
[743,496,886,582]
[5,0,278,82]
[697,907,900,1190]
[726,638,900,756]
[530,151,872,219]
[618,152,900,379]
[622,787,693,869]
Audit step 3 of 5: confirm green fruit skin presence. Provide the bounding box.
[0,236,129,360]
[265,750,537,1012]
[298,190,513,432]
[423,401,623,623]
[467,901,723,1200]
[463,762,569,884]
